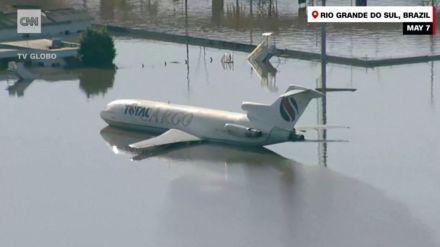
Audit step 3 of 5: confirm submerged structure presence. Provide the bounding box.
[0,38,79,67]
[0,8,92,41]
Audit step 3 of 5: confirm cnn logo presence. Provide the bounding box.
[17,9,41,34]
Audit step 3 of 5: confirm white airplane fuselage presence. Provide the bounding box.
[100,99,292,146]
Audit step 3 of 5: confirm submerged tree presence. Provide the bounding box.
[79,67,116,98]
[79,28,116,67]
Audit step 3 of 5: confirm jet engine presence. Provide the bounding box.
[224,123,262,138]
[289,129,305,141]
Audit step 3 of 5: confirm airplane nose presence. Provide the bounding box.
[100,110,109,121]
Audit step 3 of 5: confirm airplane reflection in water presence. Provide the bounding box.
[99,127,436,247]
[100,126,296,168]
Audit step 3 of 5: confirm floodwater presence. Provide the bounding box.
[1,0,440,246]
[68,0,440,58]
[1,37,439,246]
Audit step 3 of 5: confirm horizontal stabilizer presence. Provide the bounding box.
[285,85,320,93]
[300,139,349,143]
[129,129,202,150]
[315,87,357,92]
[296,125,350,132]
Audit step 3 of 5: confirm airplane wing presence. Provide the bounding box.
[129,129,202,150]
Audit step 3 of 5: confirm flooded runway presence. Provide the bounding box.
[1,38,439,246]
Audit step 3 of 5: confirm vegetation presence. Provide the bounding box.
[0,59,7,70]
[79,28,116,67]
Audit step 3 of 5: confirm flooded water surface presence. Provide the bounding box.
[1,37,440,246]
[67,0,440,58]
[1,0,440,246]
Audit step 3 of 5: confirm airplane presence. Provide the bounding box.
[100,85,344,151]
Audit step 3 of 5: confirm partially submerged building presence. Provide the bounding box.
[0,7,91,69]
[0,8,93,41]
[0,39,79,67]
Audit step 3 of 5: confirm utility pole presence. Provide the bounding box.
[321,0,326,90]
[355,0,367,6]
[185,0,190,92]
[318,0,327,167]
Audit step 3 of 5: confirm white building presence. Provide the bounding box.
[0,8,93,41]
[0,39,79,67]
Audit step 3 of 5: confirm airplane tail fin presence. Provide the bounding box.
[242,85,323,131]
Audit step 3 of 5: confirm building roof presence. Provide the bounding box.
[0,8,92,29]
[0,39,78,51]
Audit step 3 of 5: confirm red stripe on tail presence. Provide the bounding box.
[282,98,295,121]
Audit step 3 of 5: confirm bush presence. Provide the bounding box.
[79,28,116,67]
[0,60,7,70]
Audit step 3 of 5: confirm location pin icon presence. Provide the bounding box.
[312,10,319,19]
